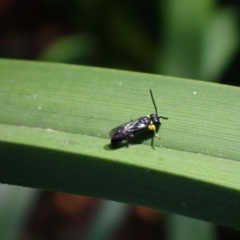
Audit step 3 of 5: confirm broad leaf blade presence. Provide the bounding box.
[0,59,240,228]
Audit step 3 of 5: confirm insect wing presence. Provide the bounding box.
[109,120,137,139]
[109,118,149,139]
[109,123,127,139]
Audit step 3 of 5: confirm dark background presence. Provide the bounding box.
[0,0,239,85]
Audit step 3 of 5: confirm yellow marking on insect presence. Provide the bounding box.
[148,124,161,139]
[148,124,155,131]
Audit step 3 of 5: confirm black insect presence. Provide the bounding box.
[109,90,168,148]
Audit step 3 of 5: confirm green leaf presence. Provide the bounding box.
[0,185,38,240]
[38,34,97,63]
[0,59,240,228]
[158,0,239,82]
[199,8,239,81]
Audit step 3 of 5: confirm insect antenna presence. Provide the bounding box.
[150,89,158,115]
[159,116,168,120]
[150,89,168,120]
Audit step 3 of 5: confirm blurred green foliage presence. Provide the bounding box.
[0,0,239,84]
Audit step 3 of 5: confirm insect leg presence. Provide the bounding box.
[154,132,161,139]
[151,137,154,147]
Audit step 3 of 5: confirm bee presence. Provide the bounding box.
[109,90,168,148]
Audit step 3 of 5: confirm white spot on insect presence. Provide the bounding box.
[38,106,42,110]
[193,91,197,95]
[119,82,122,85]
